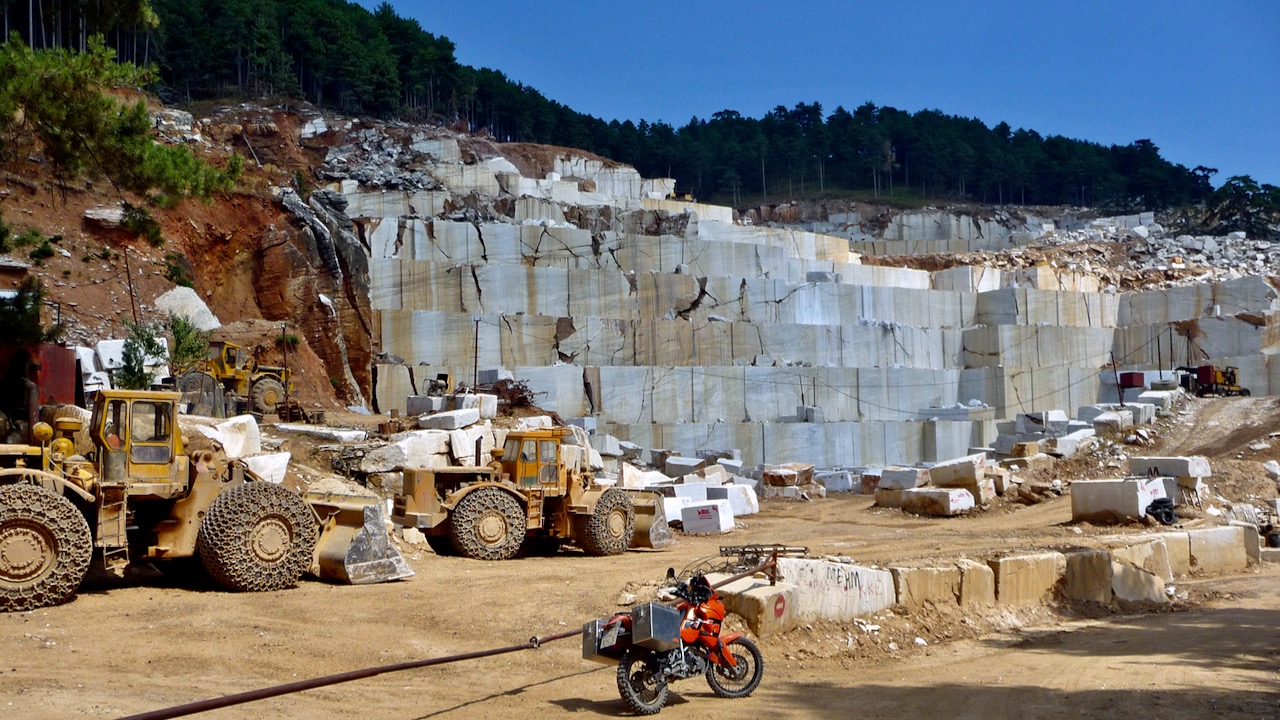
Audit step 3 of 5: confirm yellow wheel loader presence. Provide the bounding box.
[184,340,293,415]
[0,389,411,612]
[392,427,673,560]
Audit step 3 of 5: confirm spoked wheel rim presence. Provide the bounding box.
[617,649,669,714]
[712,650,754,690]
[705,636,764,698]
[627,662,664,704]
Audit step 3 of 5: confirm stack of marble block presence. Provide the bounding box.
[1072,456,1212,524]
[618,455,759,534]
[353,144,1280,471]
[872,452,1012,516]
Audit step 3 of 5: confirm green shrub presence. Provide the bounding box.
[0,38,241,201]
[0,277,63,344]
[117,320,167,390]
[276,333,301,350]
[167,314,210,377]
[122,203,164,247]
[164,252,193,287]
[14,228,42,248]
[28,240,55,261]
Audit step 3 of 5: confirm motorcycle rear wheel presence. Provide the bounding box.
[616,649,669,715]
[705,636,764,698]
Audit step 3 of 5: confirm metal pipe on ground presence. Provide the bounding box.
[116,559,778,720]
[709,558,778,590]
[116,629,579,720]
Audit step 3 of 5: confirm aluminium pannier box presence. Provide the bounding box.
[630,601,682,651]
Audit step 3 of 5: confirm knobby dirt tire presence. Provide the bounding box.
[616,649,669,715]
[574,488,634,556]
[197,482,318,592]
[0,484,92,612]
[250,377,286,414]
[449,487,525,560]
[705,636,765,698]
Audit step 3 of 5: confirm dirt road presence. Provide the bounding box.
[2,495,1276,720]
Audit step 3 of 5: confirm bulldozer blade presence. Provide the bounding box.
[305,494,415,584]
[626,490,676,550]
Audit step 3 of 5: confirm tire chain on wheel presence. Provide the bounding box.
[449,487,525,560]
[197,482,318,592]
[574,488,634,556]
[0,484,92,612]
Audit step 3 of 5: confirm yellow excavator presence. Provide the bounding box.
[0,388,412,612]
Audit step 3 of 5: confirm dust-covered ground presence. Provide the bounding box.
[2,490,1278,720]
[4,395,1280,719]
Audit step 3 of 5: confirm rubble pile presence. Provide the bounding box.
[1042,215,1279,284]
[319,126,448,191]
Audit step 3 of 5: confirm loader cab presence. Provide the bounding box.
[211,341,250,373]
[206,341,252,396]
[501,431,563,490]
[91,389,186,494]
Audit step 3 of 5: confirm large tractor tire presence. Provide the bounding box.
[449,487,525,560]
[0,484,92,612]
[574,488,635,557]
[250,377,287,414]
[197,482,318,592]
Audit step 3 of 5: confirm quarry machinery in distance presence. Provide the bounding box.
[1176,364,1250,397]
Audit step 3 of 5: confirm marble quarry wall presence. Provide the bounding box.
[343,148,1280,469]
[816,209,1056,256]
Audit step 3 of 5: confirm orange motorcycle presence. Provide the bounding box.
[583,570,765,714]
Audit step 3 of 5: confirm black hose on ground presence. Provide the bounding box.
[116,558,779,720]
[115,629,580,720]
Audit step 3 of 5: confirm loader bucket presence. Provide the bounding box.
[304,493,415,584]
[626,490,676,550]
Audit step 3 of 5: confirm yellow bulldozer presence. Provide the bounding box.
[182,340,293,415]
[0,388,412,612]
[392,427,673,559]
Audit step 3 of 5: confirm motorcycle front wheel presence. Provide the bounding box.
[616,649,669,715]
[705,636,764,698]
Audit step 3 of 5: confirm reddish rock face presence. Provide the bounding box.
[189,192,373,409]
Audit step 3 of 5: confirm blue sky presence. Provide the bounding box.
[359,1,1279,187]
